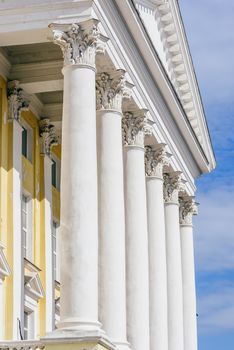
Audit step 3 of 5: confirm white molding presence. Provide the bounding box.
[134,0,215,169]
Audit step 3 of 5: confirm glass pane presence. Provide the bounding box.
[22,127,27,157]
[52,160,56,187]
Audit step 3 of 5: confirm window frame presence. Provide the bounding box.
[21,194,33,261]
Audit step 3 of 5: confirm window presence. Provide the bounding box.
[22,123,33,162]
[22,195,32,260]
[52,160,56,188]
[52,221,59,281]
[23,310,34,340]
[22,127,27,158]
[51,157,60,191]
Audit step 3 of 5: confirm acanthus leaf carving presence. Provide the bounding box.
[122,110,152,148]
[49,19,108,67]
[96,70,132,112]
[39,118,58,156]
[163,171,183,204]
[145,144,170,178]
[179,197,198,225]
[7,80,29,121]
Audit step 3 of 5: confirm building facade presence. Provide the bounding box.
[0,1,215,350]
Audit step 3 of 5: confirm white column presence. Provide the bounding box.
[39,118,57,333]
[123,111,152,350]
[164,172,184,350]
[179,197,198,350]
[145,145,169,350]
[50,20,106,334]
[96,71,131,350]
[12,119,24,339]
[44,155,54,332]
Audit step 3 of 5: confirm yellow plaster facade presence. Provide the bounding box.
[0,75,61,340]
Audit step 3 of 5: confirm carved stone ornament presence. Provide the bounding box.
[39,118,58,156]
[122,110,152,148]
[96,70,132,112]
[179,197,198,225]
[7,80,29,121]
[49,19,108,67]
[163,172,183,204]
[145,144,170,178]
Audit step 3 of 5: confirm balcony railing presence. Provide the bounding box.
[0,340,45,350]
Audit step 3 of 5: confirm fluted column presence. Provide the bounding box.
[96,70,131,350]
[179,197,198,350]
[50,20,106,333]
[164,172,184,350]
[123,111,152,350]
[145,145,169,350]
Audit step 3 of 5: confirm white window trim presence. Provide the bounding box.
[22,193,33,261]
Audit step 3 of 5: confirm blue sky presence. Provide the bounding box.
[179,1,234,349]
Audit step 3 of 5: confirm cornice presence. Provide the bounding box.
[133,0,215,170]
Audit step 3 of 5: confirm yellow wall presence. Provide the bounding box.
[0,79,61,339]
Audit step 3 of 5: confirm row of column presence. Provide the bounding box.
[50,20,198,350]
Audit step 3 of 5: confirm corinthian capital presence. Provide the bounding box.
[163,171,184,204]
[145,144,170,178]
[96,70,132,112]
[122,110,153,148]
[179,197,198,225]
[39,118,58,156]
[7,81,29,121]
[49,19,108,67]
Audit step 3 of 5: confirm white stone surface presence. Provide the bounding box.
[123,113,150,350]
[44,155,54,333]
[180,222,197,350]
[58,63,100,332]
[145,147,168,350]
[164,174,184,350]
[12,119,24,340]
[97,109,129,350]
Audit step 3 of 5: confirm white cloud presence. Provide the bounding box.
[197,282,234,334]
[194,187,234,272]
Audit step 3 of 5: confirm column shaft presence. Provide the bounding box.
[180,198,198,350]
[164,174,184,350]
[43,155,54,332]
[146,176,168,350]
[123,112,151,350]
[59,64,99,330]
[181,225,197,350]
[145,145,169,350]
[97,109,128,349]
[12,119,24,339]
